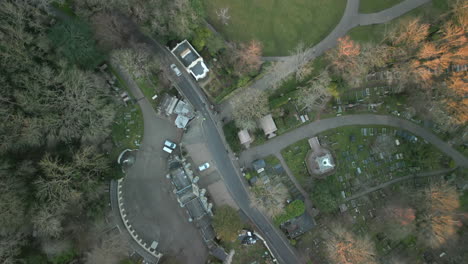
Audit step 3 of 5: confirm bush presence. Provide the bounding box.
[274,200,305,225]
[222,121,242,153]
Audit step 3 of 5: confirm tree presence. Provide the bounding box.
[327,36,366,87]
[231,89,269,130]
[85,233,129,264]
[389,17,429,47]
[48,18,106,70]
[233,40,263,75]
[251,182,289,217]
[32,204,65,238]
[216,7,231,25]
[324,223,377,264]
[212,206,243,241]
[90,12,134,50]
[191,27,212,51]
[297,71,332,111]
[290,42,312,81]
[418,182,461,248]
[111,45,160,79]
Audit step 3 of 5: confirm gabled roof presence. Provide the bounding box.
[259,114,277,136]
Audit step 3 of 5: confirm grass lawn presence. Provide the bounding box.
[359,0,404,13]
[108,66,145,163]
[223,240,273,264]
[280,139,311,187]
[203,0,346,56]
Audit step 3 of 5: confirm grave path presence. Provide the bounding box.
[345,167,457,201]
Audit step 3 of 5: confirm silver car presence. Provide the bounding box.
[170,64,182,76]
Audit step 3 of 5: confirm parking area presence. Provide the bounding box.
[121,113,209,264]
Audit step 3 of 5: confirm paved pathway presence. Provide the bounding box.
[239,114,468,168]
[275,153,316,217]
[345,167,456,201]
[218,0,431,120]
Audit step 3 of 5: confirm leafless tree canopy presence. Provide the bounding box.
[324,223,377,264]
[297,71,332,111]
[231,89,269,130]
[251,182,289,217]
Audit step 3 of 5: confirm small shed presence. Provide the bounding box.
[238,129,253,147]
[259,114,277,139]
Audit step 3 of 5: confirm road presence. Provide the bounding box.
[239,114,468,168]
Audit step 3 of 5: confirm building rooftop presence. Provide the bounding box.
[259,114,277,138]
[171,40,209,81]
[316,153,335,173]
[281,212,316,239]
[238,129,253,145]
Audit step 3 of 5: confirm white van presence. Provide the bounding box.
[163,146,173,153]
[170,64,182,76]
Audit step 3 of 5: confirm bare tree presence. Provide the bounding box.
[233,40,263,75]
[91,12,133,49]
[290,42,312,81]
[250,182,289,217]
[111,44,160,79]
[85,232,129,264]
[32,204,65,238]
[216,7,231,25]
[297,71,332,111]
[231,89,269,130]
[418,182,461,248]
[324,223,377,264]
[0,232,27,264]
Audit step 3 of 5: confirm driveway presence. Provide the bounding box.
[239,114,468,168]
[114,65,209,264]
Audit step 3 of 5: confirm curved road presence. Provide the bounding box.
[240,114,468,168]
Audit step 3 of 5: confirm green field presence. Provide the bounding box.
[203,0,346,56]
[359,0,404,13]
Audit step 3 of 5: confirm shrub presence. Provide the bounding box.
[274,200,305,225]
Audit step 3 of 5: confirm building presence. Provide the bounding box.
[160,95,195,129]
[259,114,278,139]
[281,212,316,239]
[171,40,209,81]
[306,137,336,176]
[238,129,253,148]
[167,156,227,261]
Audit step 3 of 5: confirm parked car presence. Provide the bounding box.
[164,140,177,149]
[170,64,182,76]
[162,146,173,154]
[198,162,210,171]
